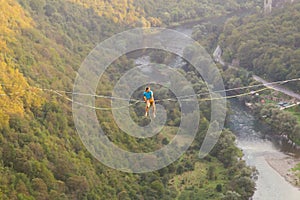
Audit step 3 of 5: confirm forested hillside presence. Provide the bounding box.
[219,1,300,92]
[0,0,260,199]
[0,0,43,131]
[133,0,262,25]
[68,0,262,26]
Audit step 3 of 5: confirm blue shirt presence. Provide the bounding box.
[143,91,153,100]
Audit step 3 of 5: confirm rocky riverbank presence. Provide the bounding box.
[265,154,300,189]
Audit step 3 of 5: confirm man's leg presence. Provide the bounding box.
[145,100,150,117]
[152,101,156,118]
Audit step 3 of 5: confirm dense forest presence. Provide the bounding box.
[219,1,300,92]
[0,0,273,199]
[190,0,300,142]
[212,2,300,145]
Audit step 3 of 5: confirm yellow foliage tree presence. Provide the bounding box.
[0,0,43,129]
[67,0,159,26]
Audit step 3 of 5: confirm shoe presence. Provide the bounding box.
[145,112,148,117]
[153,113,156,118]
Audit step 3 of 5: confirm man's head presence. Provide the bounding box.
[145,87,150,92]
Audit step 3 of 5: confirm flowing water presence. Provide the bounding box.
[228,101,300,200]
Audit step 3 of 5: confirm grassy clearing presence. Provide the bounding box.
[169,158,228,199]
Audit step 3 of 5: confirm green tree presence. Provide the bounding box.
[222,191,241,200]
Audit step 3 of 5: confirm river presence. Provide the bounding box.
[228,100,300,200]
[171,21,300,199]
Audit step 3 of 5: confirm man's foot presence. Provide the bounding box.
[145,112,148,117]
[153,113,156,118]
